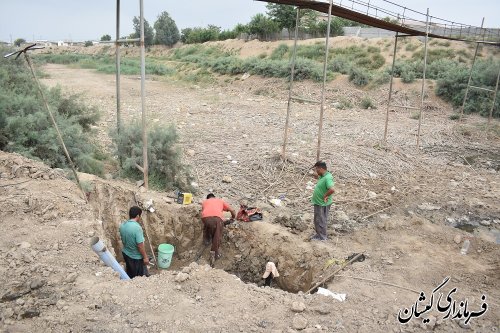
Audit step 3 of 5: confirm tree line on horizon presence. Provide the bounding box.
[93,4,365,47]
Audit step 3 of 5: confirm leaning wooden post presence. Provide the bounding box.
[23,53,88,202]
[488,69,500,125]
[416,8,430,149]
[139,0,149,189]
[282,7,300,160]
[383,31,399,144]
[316,0,334,161]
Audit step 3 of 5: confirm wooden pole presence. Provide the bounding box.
[383,32,399,144]
[115,0,122,166]
[316,0,334,161]
[460,18,485,121]
[416,9,429,149]
[23,53,87,202]
[139,0,148,189]
[488,69,500,125]
[282,8,300,160]
[306,253,363,294]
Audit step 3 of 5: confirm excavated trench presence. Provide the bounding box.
[87,179,336,293]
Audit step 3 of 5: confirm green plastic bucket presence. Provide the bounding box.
[158,244,175,269]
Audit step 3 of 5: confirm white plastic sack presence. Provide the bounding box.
[317,287,346,302]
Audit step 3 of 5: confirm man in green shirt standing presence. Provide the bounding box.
[311,161,335,241]
[119,206,149,278]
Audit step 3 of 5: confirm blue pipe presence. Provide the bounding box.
[90,237,130,280]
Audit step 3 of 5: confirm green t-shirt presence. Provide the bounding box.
[119,220,145,260]
[311,171,335,206]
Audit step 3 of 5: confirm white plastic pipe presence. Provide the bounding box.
[90,237,130,280]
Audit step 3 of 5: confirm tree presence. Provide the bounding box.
[100,34,112,41]
[154,11,180,47]
[248,14,279,40]
[131,16,154,47]
[266,4,296,36]
[14,38,26,47]
[84,40,93,47]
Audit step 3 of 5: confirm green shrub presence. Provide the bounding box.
[0,47,105,175]
[348,67,370,86]
[329,56,351,74]
[270,44,289,60]
[401,70,416,83]
[360,96,376,109]
[112,122,193,191]
[449,113,460,120]
[436,58,500,117]
[373,71,391,84]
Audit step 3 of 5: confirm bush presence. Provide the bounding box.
[436,58,500,117]
[0,46,105,175]
[360,96,376,109]
[372,71,391,85]
[112,123,193,191]
[401,70,416,83]
[348,67,370,86]
[270,44,289,60]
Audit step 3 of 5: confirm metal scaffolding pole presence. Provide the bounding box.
[488,69,500,125]
[282,8,300,159]
[383,31,399,144]
[316,0,334,161]
[460,18,485,121]
[416,8,430,149]
[115,0,122,165]
[139,0,148,188]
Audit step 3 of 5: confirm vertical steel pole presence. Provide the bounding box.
[460,18,485,121]
[488,69,500,125]
[140,0,148,188]
[282,8,300,159]
[383,32,398,144]
[115,0,122,166]
[416,9,430,149]
[316,0,334,161]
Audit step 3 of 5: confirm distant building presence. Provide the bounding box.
[35,40,56,47]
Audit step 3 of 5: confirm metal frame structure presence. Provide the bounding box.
[264,0,499,158]
[459,19,500,125]
[109,0,148,188]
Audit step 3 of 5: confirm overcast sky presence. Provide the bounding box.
[0,0,498,42]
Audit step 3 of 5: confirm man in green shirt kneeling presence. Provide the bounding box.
[119,206,149,278]
[311,161,335,241]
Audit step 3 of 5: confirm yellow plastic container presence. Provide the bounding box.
[177,192,193,205]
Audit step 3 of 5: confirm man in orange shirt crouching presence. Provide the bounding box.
[201,193,236,266]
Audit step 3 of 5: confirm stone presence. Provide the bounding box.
[65,272,78,284]
[20,308,40,319]
[335,211,349,223]
[417,203,441,211]
[175,272,189,283]
[186,149,195,157]
[136,180,145,187]
[479,220,491,227]
[453,235,462,244]
[104,173,113,180]
[368,191,377,199]
[291,301,306,313]
[19,242,31,249]
[222,176,232,184]
[292,315,308,330]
